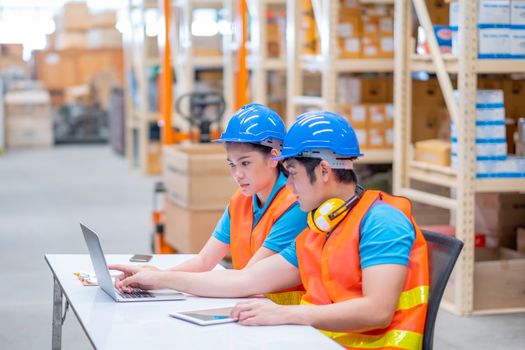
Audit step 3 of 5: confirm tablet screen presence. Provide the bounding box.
[171,307,237,325]
[181,312,231,321]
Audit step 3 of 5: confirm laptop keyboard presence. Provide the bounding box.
[118,289,155,299]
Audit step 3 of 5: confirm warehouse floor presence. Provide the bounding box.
[0,145,523,349]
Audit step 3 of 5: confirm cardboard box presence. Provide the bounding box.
[510,27,525,58]
[511,0,525,25]
[412,79,447,142]
[443,247,525,311]
[58,2,92,31]
[90,11,117,28]
[163,144,237,210]
[337,104,367,128]
[6,115,53,148]
[360,35,393,59]
[353,128,368,148]
[147,141,162,175]
[86,28,122,49]
[0,44,23,60]
[475,193,525,246]
[367,127,386,149]
[337,16,362,38]
[56,31,87,50]
[338,38,360,58]
[33,49,124,90]
[361,78,388,103]
[415,139,451,166]
[518,227,525,253]
[164,197,224,253]
[478,27,511,58]
[478,0,510,25]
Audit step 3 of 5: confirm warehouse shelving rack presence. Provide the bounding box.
[246,0,287,114]
[286,0,395,164]
[171,0,234,132]
[123,0,162,174]
[394,0,525,315]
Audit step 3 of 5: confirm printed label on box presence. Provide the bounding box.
[511,0,525,25]
[478,0,510,25]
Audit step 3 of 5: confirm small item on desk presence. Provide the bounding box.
[74,271,98,286]
[169,307,238,326]
[74,270,121,286]
[129,254,153,262]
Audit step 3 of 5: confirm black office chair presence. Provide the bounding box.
[422,230,464,350]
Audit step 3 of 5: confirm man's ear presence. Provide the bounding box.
[318,160,332,182]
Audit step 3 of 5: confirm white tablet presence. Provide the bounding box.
[169,307,238,326]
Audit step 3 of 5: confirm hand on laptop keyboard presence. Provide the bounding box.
[119,289,154,299]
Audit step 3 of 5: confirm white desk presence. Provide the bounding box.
[45,254,342,350]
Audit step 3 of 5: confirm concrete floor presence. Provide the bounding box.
[0,144,523,349]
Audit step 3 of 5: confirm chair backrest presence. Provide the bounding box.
[422,230,464,350]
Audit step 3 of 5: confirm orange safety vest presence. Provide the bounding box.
[229,185,305,304]
[296,190,429,350]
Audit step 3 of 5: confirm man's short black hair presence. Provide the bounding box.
[285,157,357,184]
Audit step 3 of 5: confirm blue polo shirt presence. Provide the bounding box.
[213,172,308,253]
[280,200,415,268]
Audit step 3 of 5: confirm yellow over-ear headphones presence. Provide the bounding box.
[307,185,364,234]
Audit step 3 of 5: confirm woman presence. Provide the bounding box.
[111,104,307,304]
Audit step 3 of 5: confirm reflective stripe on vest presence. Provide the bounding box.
[397,286,428,311]
[265,290,305,305]
[320,329,423,350]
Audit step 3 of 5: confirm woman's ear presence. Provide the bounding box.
[269,148,280,167]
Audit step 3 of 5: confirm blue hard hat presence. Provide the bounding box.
[213,103,285,147]
[275,111,363,161]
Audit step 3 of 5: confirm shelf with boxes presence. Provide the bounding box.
[122,0,162,174]
[246,0,288,118]
[287,0,395,164]
[171,0,234,133]
[394,0,525,315]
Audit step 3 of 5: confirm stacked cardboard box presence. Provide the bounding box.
[300,0,320,55]
[266,6,286,58]
[53,2,121,50]
[337,103,394,149]
[475,193,525,249]
[450,0,525,58]
[451,89,525,178]
[336,75,394,149]
[54,2,91,50]
[4,86,53,148]
[162,144,238,253]
[86,11,121,49]
[0,44,28,75]
[337,1,394,59]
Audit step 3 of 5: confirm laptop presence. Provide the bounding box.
[80,223,186,302]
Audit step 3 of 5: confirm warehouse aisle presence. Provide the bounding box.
[0,145,523,349]
[0,145,155,349]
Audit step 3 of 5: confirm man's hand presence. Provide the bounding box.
[231,300,296,326]
[109,264,161,293]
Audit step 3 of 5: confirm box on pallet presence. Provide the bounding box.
[162,143,237,210]
[164,196,224,253]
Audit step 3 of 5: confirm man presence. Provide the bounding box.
[112,111,429,349]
